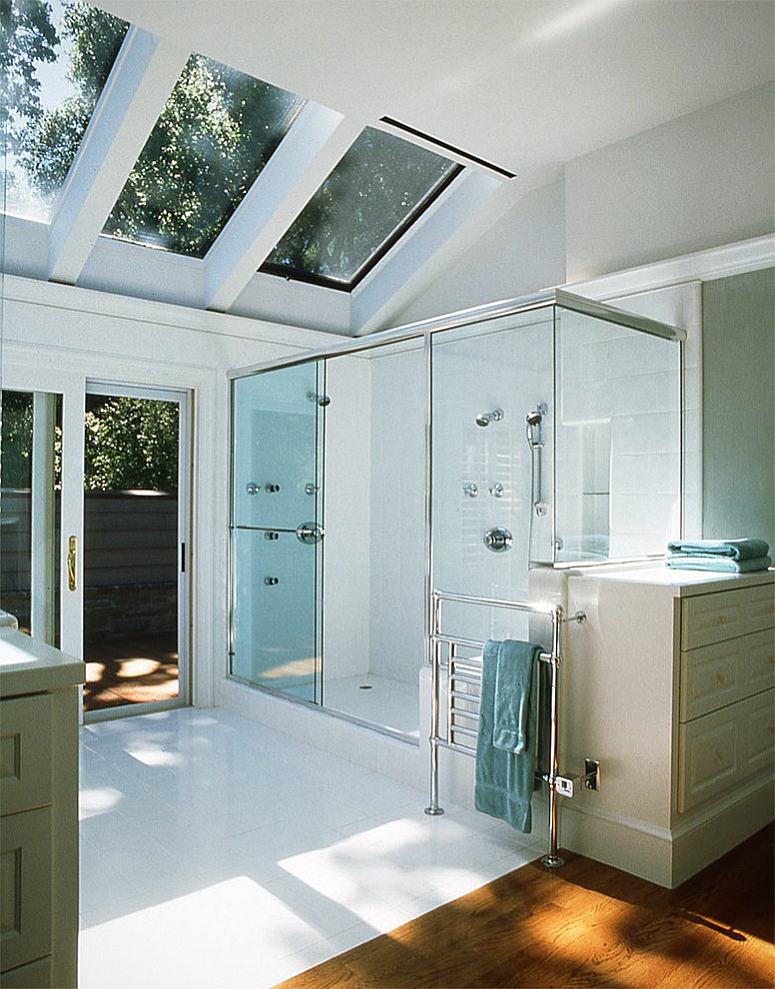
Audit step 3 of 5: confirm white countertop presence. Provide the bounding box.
[0,626,85,697]
[566,560,774,595]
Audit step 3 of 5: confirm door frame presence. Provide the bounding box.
[83,380,192,720]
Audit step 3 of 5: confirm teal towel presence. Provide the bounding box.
[666,555,772,573]
[475,640,542,833]
[667,538,770,561]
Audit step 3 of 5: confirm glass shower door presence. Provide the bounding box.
[230,362,325,702]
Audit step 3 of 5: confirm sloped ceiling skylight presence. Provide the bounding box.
[102,54,306,257]
[2,0,128,221]
[261,126,462,289]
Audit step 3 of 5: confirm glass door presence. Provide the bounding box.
[230,362,325,703]
[82,383,190,717]
[0,390,62,642]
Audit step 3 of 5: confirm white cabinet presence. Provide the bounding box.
[563,565,774,888]
[678,584,774,811]
[0,628,84,988]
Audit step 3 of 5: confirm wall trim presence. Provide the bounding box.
[566,234,774,302]
[2,273,331,351]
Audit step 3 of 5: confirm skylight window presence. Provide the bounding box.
[1,0,129,222]
[102,56,305,258]
[261,126,462,290]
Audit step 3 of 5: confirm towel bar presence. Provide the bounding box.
[426,589,591,869]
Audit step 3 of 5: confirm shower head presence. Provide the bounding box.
[525,410,542,426]
[475,408,504,427]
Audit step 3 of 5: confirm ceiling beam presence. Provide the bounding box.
[47,27,190,285]
[202,108,362,313]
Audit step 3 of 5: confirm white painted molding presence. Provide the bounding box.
[48,29,191,284]
[3,274,331,352]
[203,107,358,312]
[566,234,775,301]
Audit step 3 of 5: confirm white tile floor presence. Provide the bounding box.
[79,707,544,989]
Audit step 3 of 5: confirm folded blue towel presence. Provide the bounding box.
[475,639,543,833]
[666,555,772,573]
[667,538,770,561]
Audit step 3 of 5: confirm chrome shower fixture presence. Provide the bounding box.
[475,407,504,427]
[307,391,331,407]
[525,403,548,447]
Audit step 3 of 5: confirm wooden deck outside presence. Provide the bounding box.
[83,632,179,711]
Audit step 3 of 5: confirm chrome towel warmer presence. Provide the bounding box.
[425,589,597,868]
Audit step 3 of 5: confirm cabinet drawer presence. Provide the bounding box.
[678,689,774,812]
[746,584,775,633]
[682,590,746,649]
[742,690,775,778]
[680,628,775,720]
[0,806,52,974]
[0,694,52,817]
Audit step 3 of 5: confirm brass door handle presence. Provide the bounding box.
[67,536,77,591]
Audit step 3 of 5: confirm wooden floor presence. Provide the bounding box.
[276,823,774,989]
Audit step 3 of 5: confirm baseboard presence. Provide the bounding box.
[557,776,775,888]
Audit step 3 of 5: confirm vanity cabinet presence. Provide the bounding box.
[562,566,774,888]
[0,628,84,988]
[678,584,774,811]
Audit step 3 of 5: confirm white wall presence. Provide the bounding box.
[565,83,775,282]
[390,84,773,328]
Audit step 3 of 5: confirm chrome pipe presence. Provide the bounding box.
[541,606,565,868]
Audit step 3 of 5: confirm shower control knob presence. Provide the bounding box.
[264,577,279,586]
[264,483,280,493]
[246,482,260,495]
[489,483,504,498]
[296,522,324,545]
[305,483,319,495]
[483,526,513,552]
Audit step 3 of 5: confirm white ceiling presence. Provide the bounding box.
[98,0,775,190]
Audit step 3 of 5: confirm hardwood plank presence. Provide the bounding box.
[274,824,774,989]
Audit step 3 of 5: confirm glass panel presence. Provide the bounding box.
[2,0,128,222]
[320,342,426,738]
[0,390,61,642]
[82,395,180,712]
[231,528,319,700]
[103,56,305,257]
[263,126,461,288]
[230,363,323,703]
[232,363,323,532]
[554,307,682,563]
[431,311,554,643]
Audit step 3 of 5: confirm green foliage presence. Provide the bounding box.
[266,127,458,285]
[0,391,34,489]
[84,398,178,492]
[13,1,127,196]
[0,0,58,152]
[103,55,302,256]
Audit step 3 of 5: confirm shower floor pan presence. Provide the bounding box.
[322,674,420,741]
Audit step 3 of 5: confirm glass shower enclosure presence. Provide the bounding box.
[229,290,684,740]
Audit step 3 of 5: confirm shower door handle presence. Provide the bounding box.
[295,522,324,545]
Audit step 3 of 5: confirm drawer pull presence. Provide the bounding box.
[716,673,726,685]
[717,615,727,625]
[714,750,725,762]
